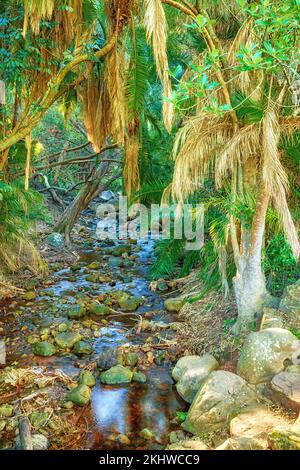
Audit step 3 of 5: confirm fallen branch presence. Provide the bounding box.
[18,416,33,450]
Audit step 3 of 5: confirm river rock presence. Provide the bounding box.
[112,245,132,257]
[172,354,219,403]
[270,371,300,411]
[54,332,82,350]
[15,433,49,450]
[108,257,124,268]
[67,304,86,319]
[168,430,186,444]
[99,190,115,202]
[88,302,110,316]
[22,291,36,301]
[164,298,185,313]
[237,328,300,384]
[279,279,300,329]
[68,384,91,406]
[132,372,147,383]
[182,371,258,435]
[118,297,140,312]
[97,349,120,370]
[87,261,101,270]
[79,371,96,387]
[100,365,133,384]
[46,232,64,249]
[125,352,139,367]
[139,428,155,440]
[73,341,93,355]
[0,340,5,364]
[34,341,57,357]
[166,438,209,450]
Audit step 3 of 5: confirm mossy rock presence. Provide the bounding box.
[23,291,36,301]
[79,371,96,387]
[30,412,49,429]
[164,298,185,313]
[132,372,147,383]
[34,341,57,357]
[111,245,132,256]
[125,352,139,367]
[55,332,82,349]
[67,305,86,319]
[88,302,110,316]
[100,365,133,384]
[118,297,140,312]
[73,341,93,355]
[68,384,91,406]
[268,428,300,450]
[87,261,101,270]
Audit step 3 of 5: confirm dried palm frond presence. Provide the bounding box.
[144,0,173,131]
[23,0,55,37]
[262,105,300,258]
[104,48,126,145]
[172,114,232,203]
[124,133,140,199]
[80,77,105,152]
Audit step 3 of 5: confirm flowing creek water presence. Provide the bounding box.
[0,210,185,450]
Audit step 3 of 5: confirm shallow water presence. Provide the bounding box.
[0,217,185,449]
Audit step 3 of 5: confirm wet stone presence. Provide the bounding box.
[34,341,57,357]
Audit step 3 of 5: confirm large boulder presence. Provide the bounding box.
[166,438,209,450]
[230,406,284,442]
[268,416,300,450]
[270,371,300,411]
[237,328,300,384]
[182,371,257,435]
[172,354,219,403]
[100,365,133,384]
[279,280,300,329]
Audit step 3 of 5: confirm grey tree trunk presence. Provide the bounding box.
[54,163,118,243]
[233,255,268,333]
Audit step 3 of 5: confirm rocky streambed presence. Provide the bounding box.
[0,212,186,450]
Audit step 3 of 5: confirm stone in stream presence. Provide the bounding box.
[15,433,49,450]
[172,354,219,403]
[79,371,96,387]
[168,430,186,444]
[125,352,139,367]
[34,341,57,357]
[108,257,124,268]
[22,291,36,301]
[132,372,147,383]
[270,371,300,411]
[111,245,132,257]
[68,384,91,406]
[54,332,82,350]
[97,349,121,370]
[100,365,133,384]
[46,232,65,249]
[87,261,101,270]
[139,428,155,440]
[237,328,300,384]
[73,341,93,355]
[88,302,110,316]
[67,304,86,319]
[164,298,185,313]
[0,340,6,364]
[182,371,258,435]
[118,297,140,312]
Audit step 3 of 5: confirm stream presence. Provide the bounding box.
[0,207,185,450]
